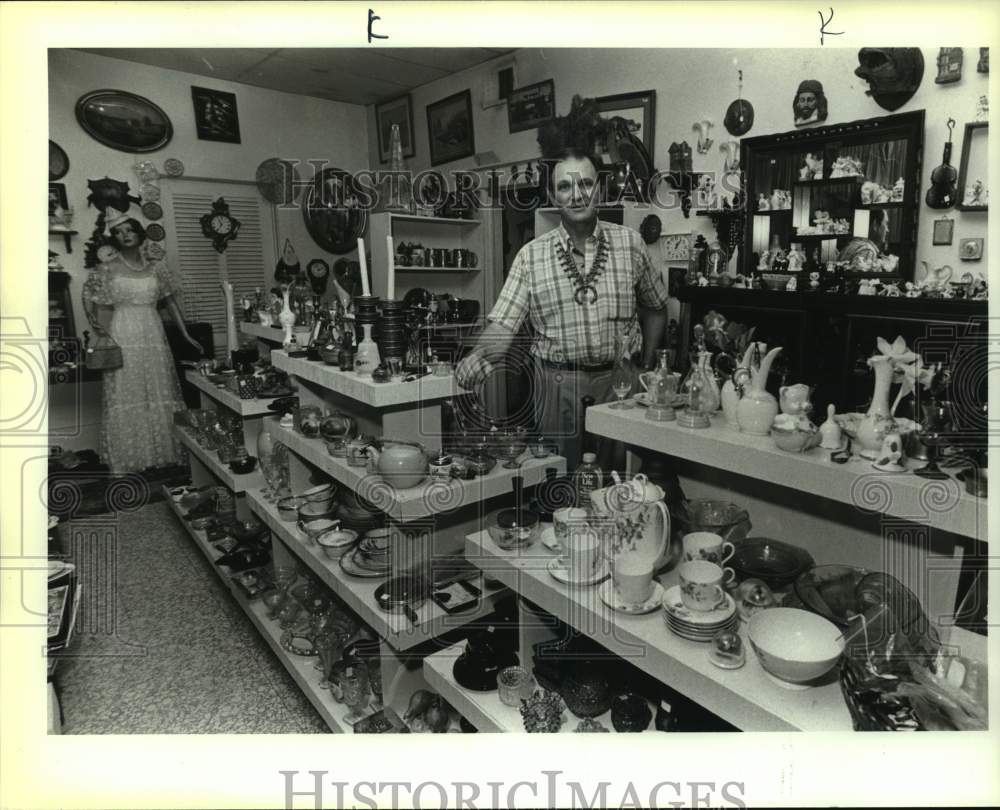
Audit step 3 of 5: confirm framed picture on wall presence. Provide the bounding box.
[595,90,656,158]
[191,86,241,144]
[507,79,555,133]
[375,94,415,163]
[426,89,475,167]
[932,217,954,245]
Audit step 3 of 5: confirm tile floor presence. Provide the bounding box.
[53,501,327,733]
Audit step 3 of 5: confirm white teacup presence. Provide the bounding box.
[613,553,655,606]
[678,560,735,611]
[562,526,601,581]
[553,507,589,544]
[682,531,735,566]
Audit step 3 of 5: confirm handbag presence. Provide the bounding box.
[83,329,123,371]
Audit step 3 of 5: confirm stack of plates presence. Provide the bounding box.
[662,585,739,642]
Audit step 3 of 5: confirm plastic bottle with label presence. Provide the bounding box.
[574,452,603,512]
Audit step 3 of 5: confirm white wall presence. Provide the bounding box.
[49,48,371,340]
[368,47,989,278]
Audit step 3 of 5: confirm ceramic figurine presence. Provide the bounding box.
[873,432,906,472]
[819,404,842,450]
[858,279,875,296]
[809,271,821,290]
[278,286,296,346]
[976,94,989,122]
[882,282,902,297]
[779,383,812,416]
[860,181,877,204]
[892,177,905,201]
[785,275,797,292]
[757,193,770,211]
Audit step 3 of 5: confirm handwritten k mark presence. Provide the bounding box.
[819,8,844,45]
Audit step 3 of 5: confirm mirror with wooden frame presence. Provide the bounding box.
[740,110,924,281]
[957,121,988,212]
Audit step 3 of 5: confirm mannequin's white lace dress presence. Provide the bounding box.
[83,259,184,473]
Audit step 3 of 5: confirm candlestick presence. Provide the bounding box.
[357,237,371,297]
[386,234,395,301]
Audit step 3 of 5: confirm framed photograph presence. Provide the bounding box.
[959,237,984,261]
[932,217,954,245]
[191,86,241,144]
[595,90,656,158]
[507,79,555,133]
[48,183,68,216]
[375,94,415,163]
[75,89,173,153]
[426,89,475,167]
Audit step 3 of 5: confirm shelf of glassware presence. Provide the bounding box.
[245,486,502,653]
[464,529,853,732]
[586,403,986,543]
[422,641,655,734]
[173,425,262,494]
[266,418,565,523]
[271,349,468,408]
[162,487,348,733]
[184,370,274,418]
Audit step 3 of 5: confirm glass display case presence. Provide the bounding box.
[741,110,924,282]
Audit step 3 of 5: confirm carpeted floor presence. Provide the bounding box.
[53,501,327,734]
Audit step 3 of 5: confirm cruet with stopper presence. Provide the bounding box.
[640,348,678,422]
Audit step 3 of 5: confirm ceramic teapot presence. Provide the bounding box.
[365,439,429,489]
[591,473,671,571]
[735,342,783,435]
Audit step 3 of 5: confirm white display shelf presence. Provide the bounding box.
[240,322,305,343]
[267,418,566,523]
[389,213,481,228]
[587,403,986,543]
[245,487,501,653]
[423,642,655,734]
[271,349,468,407]
[464,529,854,732]
[173,425,262,493]
[184,370,274,417]
[162,488,347,733]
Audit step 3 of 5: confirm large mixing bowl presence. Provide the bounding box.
[748,608,844,686]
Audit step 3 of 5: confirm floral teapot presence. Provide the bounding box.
[590,473,672,572]
[365,439,429,489]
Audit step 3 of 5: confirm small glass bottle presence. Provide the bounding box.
[574,452,603,511]
[354,324,380,375]
[645,348,677,422]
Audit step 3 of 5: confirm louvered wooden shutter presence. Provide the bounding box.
[169,192,269,360]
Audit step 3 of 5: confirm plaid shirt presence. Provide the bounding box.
[487,220,669,364]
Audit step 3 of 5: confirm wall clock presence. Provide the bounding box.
[307,258,330,294]
[661,233,692,262]
[200,197,241,253]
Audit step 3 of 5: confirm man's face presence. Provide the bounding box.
[795,92,818,120]
[552,156,600,226]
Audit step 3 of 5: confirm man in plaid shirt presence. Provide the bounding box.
[456,149,670,470]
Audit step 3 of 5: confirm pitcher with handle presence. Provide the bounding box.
[735,342,783,435]
[591,473,670,605]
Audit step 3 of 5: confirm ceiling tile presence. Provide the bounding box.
[235,55,403,106]
[274,48,446,89]
[75,48,273,83]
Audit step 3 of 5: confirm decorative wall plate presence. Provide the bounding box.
[255,157,301,205]
[141,202,163,221]
[49,140,69,181]
[163,158,185,176]
[145,223,166,242]
[75,89,173,153]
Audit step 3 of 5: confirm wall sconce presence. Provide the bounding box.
[693,120,714,154]
[720,140,740,172]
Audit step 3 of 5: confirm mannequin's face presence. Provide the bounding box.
[112,222,141,249]
[552,156,600,227]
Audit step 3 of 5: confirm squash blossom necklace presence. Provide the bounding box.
[556,233,609,306]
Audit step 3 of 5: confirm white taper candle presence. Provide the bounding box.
[357,237,371,297]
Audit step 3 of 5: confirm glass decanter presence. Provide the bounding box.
[644,348,677,422]
[677,353,714,429]
[609,330,636,409]
[341,660,371,724]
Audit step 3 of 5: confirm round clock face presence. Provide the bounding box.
[662,234,691,260]
[308,259,330,278]
[211,214,232,234]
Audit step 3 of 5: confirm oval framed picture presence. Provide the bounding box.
[141,202,163,221]
[49,140,69,181]
[75,89,173,153]
[145,223,166,242]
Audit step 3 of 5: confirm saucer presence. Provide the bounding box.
[540,526,562,553]
[662,585,737,626]
[338,549,389,578]
[547,557,609,587]
[599,580,664,614]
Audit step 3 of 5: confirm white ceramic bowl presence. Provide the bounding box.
[316,528,358,560]
[747,608,844,685]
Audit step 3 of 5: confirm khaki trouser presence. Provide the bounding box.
[532,362,629,474]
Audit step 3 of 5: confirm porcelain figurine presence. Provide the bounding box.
[873,432,906,472]
[735,343,782,435]
[858,279,875,296]
[787,244,805,273]
[785,275,797,292]
[779,383,812,416]
[892,177,905,201]
[278,286,296,347]
[809,271,821,290]
[757,193,770,211]
[819,404,842,449]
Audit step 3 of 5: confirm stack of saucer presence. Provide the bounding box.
[339,529,392,578]
[661,585,739,642]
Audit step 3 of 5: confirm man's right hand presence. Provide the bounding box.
[455,353,493,390]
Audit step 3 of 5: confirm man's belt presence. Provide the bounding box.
[540,359,615,373]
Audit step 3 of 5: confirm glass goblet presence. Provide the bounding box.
[341,661,371,724]
[915,399,953,480]
[499,430,527,470]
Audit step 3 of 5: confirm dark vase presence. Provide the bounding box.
[560,661,612,719]
[611,692,652,732]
